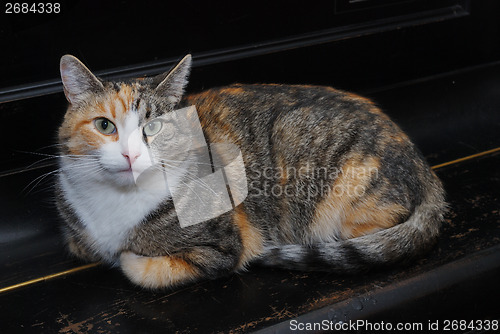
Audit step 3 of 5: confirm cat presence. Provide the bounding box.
[56,54,446,289]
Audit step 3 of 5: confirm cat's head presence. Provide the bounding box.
[58,54,194,188]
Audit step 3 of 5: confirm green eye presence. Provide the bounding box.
[94,118,116,135]
[143,120,163,136]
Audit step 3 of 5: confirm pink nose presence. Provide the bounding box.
[123,152,140,165]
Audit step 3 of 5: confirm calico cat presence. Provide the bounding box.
[56,54,446,289]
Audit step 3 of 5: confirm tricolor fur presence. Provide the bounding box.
[56,54,446,289]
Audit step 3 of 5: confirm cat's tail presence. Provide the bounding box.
[257,189,447,273]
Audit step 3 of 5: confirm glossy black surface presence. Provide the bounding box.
[0,144,498,333]
[0,0,472,91]
[1,0,500,333]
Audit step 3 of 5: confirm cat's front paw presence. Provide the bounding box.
[119,252,200,289]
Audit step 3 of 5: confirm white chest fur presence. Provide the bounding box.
[59,171,169,261]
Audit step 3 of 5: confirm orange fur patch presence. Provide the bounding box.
[188,92,241,145]
[344,91,376,106]
[309,155,406,241]
[120,252,199,289]
[119,84,134,108]
[73,119,93,132]
[344,199,408,238]
[277,155,288,186]
[220,86,245,95]
[108,96,117,118]
[388,132,409,144]
[332,155,380,202]
[61,84,141,155]
[116,92,126,112]
[233,205,264,269]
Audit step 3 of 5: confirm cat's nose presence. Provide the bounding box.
[123,152,140,165]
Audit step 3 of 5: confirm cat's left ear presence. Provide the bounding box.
[153,54,192,105]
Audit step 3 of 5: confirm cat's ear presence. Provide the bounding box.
[60,55,104,105]
[153,54,192,104]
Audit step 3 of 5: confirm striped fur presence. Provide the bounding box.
[56,55,446,289]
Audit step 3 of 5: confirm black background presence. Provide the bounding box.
[0,1,499,333]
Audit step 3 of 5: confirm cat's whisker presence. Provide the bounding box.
[16,150,97,159]
[21,159,58,172]
[25,161,105,194]
[32,143,66,152]
[157,162,220,196]
[159,157,225,169]
[63,163,104,173]
[151,164,209,193]
[19,152,99,172]
[60,161,101,169]
[175,170,221,196]
[25,165,75,193]
[22,168,62,195]
[59,156,100,162]
[82,168,107,180]
[59,165,106,182]
[176,178,209,206]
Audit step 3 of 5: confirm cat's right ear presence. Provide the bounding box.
[153,54,192,105]
[60,55,104,105]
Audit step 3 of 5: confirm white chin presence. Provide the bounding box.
[105,169,136,187]
[134,167,170,193]
[101,165,168,192]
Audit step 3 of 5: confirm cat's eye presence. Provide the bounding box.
[143,120,163,137]
[94,118,116,135]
